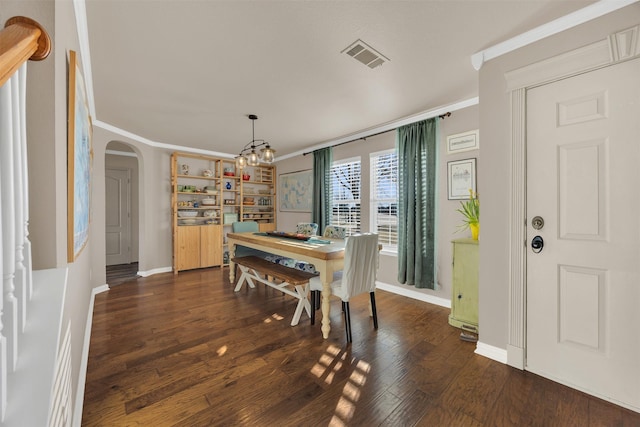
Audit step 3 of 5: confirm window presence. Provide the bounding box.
[330,158,361,236]
[370,150,398,250]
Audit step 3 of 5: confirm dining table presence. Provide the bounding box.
[227,231,346,339]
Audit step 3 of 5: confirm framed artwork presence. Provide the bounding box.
[279,169,313,212]
[67,50,93,262]
[447,129,479,154]
[448,158,476,200]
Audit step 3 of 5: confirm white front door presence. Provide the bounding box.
[526,58,640,411]
[105,168,131,266]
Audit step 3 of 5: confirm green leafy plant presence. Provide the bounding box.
[456,189,479,232]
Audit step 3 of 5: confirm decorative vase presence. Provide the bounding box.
[470,223,479,240]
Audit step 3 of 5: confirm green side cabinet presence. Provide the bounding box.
[448,238,479,333]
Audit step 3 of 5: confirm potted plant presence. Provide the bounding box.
[456,189,479,240]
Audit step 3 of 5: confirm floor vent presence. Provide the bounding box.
[342,39,389,69]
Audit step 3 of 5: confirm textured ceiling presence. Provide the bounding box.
[86,0,596,158]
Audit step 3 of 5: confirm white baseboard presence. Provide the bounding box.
[475,341,508,364]
[93,284,109,294]
[73,284,110,427]
[376,281,451,308]
[137,266,172,277]
[507,344,525,369]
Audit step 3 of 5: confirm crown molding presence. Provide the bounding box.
[95,96,479,162]
[470,0,639,70]
[276,97,479,162]
[93,120,235,158]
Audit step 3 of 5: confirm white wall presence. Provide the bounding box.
[1,0,97,418]
[275,103,479,304]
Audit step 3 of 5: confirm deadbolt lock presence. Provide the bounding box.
[532,216,544,230]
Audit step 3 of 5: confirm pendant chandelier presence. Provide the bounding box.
[235,114,275,168]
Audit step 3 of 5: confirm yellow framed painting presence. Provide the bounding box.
[67,50,93,262]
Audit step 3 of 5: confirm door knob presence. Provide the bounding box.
[531,235,544,253]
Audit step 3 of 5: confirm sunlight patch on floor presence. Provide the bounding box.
[309,345,372,424]
[263,313,285,323]
[216,345,228,356]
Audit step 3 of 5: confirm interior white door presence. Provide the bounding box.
[105,168,131,266]
[526,58,640,411]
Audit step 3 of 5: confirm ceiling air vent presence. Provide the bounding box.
[342,39,389,69]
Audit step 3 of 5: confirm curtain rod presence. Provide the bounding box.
[302,112,451,156]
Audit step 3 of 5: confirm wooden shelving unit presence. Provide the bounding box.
[171,152,276,272]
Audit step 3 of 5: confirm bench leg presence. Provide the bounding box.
[290,283,311,326]
[233,266,256,292]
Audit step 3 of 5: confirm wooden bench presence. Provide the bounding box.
[232,256,318,326]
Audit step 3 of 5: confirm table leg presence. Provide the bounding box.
[229,242,236,283]
[321,280,331,339]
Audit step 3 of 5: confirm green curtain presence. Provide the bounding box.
[312,147,332,233]
[397,118,438,289]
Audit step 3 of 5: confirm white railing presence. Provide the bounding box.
[0,16,51,424]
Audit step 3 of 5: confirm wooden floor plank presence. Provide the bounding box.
[82,266,640,426]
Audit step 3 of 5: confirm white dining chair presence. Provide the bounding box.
[309,233,379,342]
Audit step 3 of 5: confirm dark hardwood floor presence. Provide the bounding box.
[82,267,640,426]
[105,262,140,286]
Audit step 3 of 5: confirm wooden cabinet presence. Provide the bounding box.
[449,239,479,333]
[200,226,223,266]
[175,226,222,271]
[171,152,276,272]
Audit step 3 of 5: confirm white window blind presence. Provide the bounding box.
[370,150,398,250]
[330,158,361,236]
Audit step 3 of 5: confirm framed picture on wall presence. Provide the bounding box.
[279,169,313,212]
[67,50,93,262]
[448,158,476,200]
[447,129,479,154]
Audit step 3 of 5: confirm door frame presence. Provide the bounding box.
[506,25,640,369]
